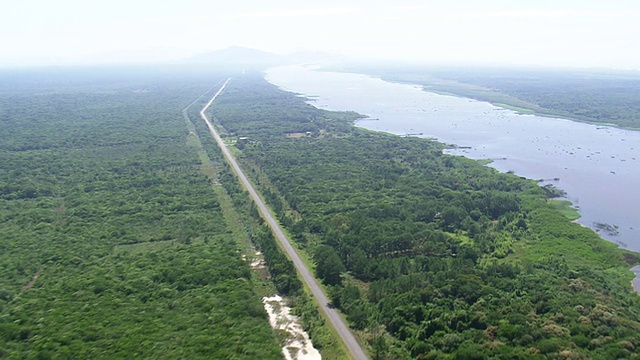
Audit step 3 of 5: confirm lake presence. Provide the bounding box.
[265,65,640,253]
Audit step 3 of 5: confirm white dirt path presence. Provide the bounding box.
[263,295,322,360]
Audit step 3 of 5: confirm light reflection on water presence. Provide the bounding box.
[265,65,640,253]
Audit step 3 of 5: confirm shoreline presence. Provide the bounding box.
[414,84,640,132]
[331,67,640,133]
[318,65,640,131]
[355,89,640,295]
[266,65,640,294]
[419,87,640,132]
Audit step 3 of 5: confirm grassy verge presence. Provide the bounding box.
[548,199,581,220]
[494,102,536,115]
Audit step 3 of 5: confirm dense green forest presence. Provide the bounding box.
[3,64,639,359]
[342,64,640,129]
[0,67,285,359]
[212,73,640,359]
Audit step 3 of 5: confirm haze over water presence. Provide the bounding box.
[266,65,640,252]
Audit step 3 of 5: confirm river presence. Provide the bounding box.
[265,65,640,254]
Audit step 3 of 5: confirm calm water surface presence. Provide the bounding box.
[265,65,640,253]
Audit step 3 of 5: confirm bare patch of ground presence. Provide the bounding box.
[250,251,266,269]
[632,265,640,293]
[22,269,42,291]
[263,295,321,360]
[286,132,310,138]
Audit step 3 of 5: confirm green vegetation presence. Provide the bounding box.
[0,68,283,359]
[342,64,640,129]
[3,64,639,359]
[189,92,350,359]
[493,103,535,115]
[212,74,640,359]
[548,199,581,221]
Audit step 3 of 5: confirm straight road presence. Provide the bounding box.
[199,79,369,360]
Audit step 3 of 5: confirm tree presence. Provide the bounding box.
[314,245,345,285]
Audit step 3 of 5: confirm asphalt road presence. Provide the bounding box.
[199,79,369,360]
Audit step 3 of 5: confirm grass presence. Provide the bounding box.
[548,199,581,221]
[185,101,257,253]
[450,231,473,246]
[494,103,536,115]
[113,239,177,254]
[476,158,495,166]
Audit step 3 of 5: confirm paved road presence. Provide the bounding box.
[199,79,369,360]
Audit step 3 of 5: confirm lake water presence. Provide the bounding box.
[265,65,640,253]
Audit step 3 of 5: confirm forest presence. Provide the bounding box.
[3,64,640,359]
[344,64,640,129]
[0,67,287,359]
[212,73,640,359]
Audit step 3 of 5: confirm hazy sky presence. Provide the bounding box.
[3,0,640,68]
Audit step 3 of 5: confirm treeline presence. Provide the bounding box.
[440,68,640,129]
[355,65,640,129]
[0,68,283,359]
[212,74,640,359]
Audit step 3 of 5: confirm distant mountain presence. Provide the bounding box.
[182,46,286,68]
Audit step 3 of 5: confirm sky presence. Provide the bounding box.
[2,0,640,69]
